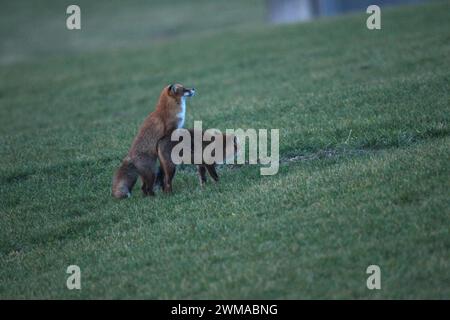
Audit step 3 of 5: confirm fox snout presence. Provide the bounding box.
[183,88,195,97]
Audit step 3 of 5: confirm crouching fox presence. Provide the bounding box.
[155,128,240,190]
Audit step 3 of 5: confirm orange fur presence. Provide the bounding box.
[112,84,194,198]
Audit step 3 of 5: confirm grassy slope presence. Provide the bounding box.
[0,1,449,298]
[0,0,264,64]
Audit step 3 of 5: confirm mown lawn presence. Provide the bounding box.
[0,1,449,299]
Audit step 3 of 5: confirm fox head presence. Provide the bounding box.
[167,83,195,99]
[156,84,195,127]
[163,84,195,128]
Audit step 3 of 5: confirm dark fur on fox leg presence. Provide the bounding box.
[198,165,207,186]
[157,164,218,188]
[200,164,219,185]
[155,165,174,193]
[155,167,165,189]
[206,165,219,182]
[141,180,154,196]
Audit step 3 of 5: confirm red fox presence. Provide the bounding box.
[155,128,240,190]
[112,84,195,198]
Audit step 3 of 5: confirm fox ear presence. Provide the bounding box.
[168,84,176,94]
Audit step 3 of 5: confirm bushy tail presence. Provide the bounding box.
[112,158,139,199]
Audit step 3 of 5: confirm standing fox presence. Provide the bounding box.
[156,128,240,190]
[112,84,195,199]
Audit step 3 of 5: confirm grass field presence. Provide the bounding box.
[0,1,449,299]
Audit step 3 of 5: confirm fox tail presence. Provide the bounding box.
[112,158,138,199]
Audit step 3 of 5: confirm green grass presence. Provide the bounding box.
[0,1,449,299]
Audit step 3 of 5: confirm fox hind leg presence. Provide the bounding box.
[141,178,150,195]
[197,165,207,186]
[206,164,219,182]
[155,166,165,190]
[134,154,157,196]
[158,155,176,193]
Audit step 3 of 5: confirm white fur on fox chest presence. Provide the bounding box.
[177,97,186,128]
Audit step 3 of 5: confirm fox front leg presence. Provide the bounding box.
[197,165,207,187]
